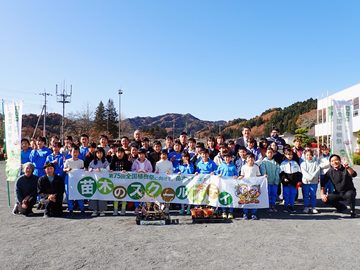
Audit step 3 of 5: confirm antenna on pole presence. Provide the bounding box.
[39,89,52,138]
[56,81,72,143]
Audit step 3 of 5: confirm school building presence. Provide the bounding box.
[315,83,360,152]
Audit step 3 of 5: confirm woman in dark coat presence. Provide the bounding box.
[38,162,65,218]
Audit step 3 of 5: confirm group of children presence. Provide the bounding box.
[19,131,333,220]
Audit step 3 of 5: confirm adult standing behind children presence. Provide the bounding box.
[267,128,286,154]
[235,126,252,152]
[320,154,357,218]
[131,130,143,149]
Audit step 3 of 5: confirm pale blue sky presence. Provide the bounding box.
[1,1,360,121]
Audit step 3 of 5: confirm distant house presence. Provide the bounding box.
[315,83,360,151]
[282,133,296,145]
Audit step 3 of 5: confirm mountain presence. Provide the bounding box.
[20,98,317,140]
[214,98,317,139]
[124,113,226,138]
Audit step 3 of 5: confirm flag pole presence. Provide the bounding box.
[2,99,11,207]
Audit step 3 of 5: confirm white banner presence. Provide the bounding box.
[68,171,269,209]
[332,100,354,165]
[4,100,23,181]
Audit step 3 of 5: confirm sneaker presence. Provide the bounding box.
[311,208,319,214]
[243,214,249,220]
[251,214,258,220]
[99,211,106,217]
[43,213,49,218]
[113,209,118,216]
[336,204,347,213]
[289,206,296,213]
[228,213,234,219]
[350,210,357,218]
[222,212,227,219]
[303,207,310,214]
[179,209,184,215]
[91,211,99,217]
[12,204,19,215]
[25,210,35,217]
[120,208,126,216]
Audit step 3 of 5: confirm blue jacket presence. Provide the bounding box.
[235,158,246,175]
[196,159,218,174]
[216,162,238,177]
[175,162,195,174]
[46,153,65,176]
[21,148,32,165]
[168,151,182,168]
[29,147,52,177]
[79,146,89,161]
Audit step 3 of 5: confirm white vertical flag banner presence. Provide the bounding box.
[4,100,23,181]
[332,100,353,165]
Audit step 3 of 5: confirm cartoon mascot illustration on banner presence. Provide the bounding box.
[235,183,261,204]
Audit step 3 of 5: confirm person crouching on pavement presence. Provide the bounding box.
[320,154,358,218]
[13,162,38,216]
[38,162,65,218]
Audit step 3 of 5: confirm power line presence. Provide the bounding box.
[56,82,72,143]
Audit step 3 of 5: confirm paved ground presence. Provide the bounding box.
[0,161,359,270]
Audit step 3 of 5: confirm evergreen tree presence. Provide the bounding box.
[105,99,118,139]
[94,101,107,133]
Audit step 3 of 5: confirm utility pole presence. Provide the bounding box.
[118,89,123,139]
[173,119,175,139]
[56,82,72,143]
[39,90,52,138]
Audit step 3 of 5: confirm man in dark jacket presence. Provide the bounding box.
[38,162,65,218]
[320,154,358,218]
[267,128,286,154]
[13,162,38,216]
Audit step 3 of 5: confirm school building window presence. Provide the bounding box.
[354,97,359,117]
[318,109,323,123]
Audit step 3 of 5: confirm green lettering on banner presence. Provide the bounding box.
[97,178,114,195]
[176,186,187,200]
[145,181,162,197]
[78,177,97,197]
[127,182,145,200]
[219,191,233,206]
